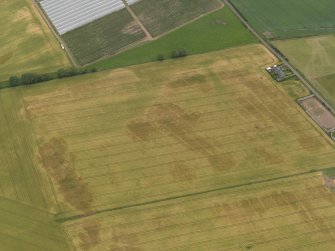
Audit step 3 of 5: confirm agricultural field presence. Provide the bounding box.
[129,0,223,37]
[62,8,146,65]
[94,7,257,71]
[64,172,335,250]
[2,44,335,250]
[0,0,69,81]
[230,0,335,39]
[0,197,71,251]
[274,35,335,107]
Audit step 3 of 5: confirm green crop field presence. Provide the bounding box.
[0,197,71,251]
[0,0,70,81]
[62,8,146,65]
[130,0,223,37]
[94,7,257,71]
[64,172,335,250]
[274,35,335,107]
[230,0,335,39]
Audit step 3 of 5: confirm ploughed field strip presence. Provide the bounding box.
[40,0,126,35]
[14,44,335,216]
[63,173,335,250]
[61,8,146,65]
[130,0,223,37]
[230,0,335,39]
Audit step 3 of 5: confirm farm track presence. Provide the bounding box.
[31,0,78,67]
[55,167,330,223]
[121,0,153,40]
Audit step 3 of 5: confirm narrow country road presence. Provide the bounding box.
[223,0,335,115]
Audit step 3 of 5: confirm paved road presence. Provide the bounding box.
[223,0,335,115]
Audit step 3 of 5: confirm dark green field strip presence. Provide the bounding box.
[0,196,71,251]
[230,0,335,39]
[62,8,146,65]
[56,168,333,222]
[93,7,257,71]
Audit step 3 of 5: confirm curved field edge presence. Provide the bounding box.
[0,0,70,81]
[93,7,257,71]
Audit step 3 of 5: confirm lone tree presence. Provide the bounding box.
[157,54,165,61]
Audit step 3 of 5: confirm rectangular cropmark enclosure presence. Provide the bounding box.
[40,0,126,35]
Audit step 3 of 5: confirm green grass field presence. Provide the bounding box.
[0,197,71,251]
[0,0,70,81]
[64,172,335,250]
[274,35,335,107]
[62,8,146,65]
[230,0,335,39]
[129,0,222,37]
[94,7,257,71]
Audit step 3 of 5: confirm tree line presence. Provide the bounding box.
[8,67,97,87]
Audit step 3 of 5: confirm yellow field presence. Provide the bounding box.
[64,172,335,250]
[0,0,70,81]
[1,44,335,249]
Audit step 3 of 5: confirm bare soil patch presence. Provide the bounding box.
[300,96,335,131]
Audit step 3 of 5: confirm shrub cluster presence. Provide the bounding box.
[8,67,97,87]
[156,48,188,62]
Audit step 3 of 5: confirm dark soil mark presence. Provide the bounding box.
[128,103,227,171]
[168,73,212,92]
[78,221,101,251]
[38,137,100,250]
[170,161,196,182]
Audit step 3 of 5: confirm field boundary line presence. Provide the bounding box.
[121,0,153,40]
[32,0,78,67]
[55,168,331,223]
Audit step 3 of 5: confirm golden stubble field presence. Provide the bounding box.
[0,0,69,81]
[1,44,335,250]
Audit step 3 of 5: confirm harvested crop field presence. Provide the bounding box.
[2,44,335,249]
[129,0,223,37]
[299,96,335,132]
[0,0,69,81]
[62,8,146,65]
[274,35,335,108]
[63,172,335,250]
[230,0,335,39]
[2,44,335,210]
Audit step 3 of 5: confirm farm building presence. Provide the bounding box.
[266,64,289,82]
